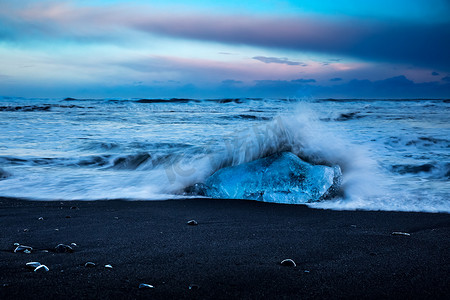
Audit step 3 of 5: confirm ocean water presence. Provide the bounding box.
[0,97,448,212]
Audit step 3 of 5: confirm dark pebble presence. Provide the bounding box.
[14,245,33,253]
[189,284,200,290]
[84,262,96,268]
[55,244,74,253]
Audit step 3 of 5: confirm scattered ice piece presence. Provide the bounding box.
[26,262,41,270]
[189,284,200,290]
[24,249,31,254]
[304,270,310,273]
[55,229,59,231]
[41,250,49,253]
[187,220,198,226]
[14,245,33,253]
[38,217,44,221]
[350,225,357,228]
[84,262,96,268]
[114,217,119,220]
[280,259,296,267]
[13,243,19,246]
[104,264,113,269]
[34,265,49,272]
[55,244,74,253]
[139,283,154,289]
[23,229,29,232]
[391,232,411,236]
[70,243,77,247]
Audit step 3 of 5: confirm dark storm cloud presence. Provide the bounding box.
[1,1,449,71]
[291,79,316,83]
[252,56,307,66]
[221,79,243,85]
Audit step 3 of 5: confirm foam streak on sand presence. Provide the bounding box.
[0,97,448,212]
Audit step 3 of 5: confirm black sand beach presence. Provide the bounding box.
[0,197,449,299]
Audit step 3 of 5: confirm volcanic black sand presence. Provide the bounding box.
[0,197,449,299]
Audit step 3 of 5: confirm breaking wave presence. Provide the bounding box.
[0,97,448,212]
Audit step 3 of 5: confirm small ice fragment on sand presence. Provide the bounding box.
[38,217,44,221]
[26,262,41,270]
[139,283,154,289]
[84,262,96,268]
[70,243,77,247]
[187,220,198,226]
[391,232,411,236]
[189,284,200,290]
[280,259,296,267]
[14,245,33,253]
[34,265,49,272]
[55,244,74,253]
[13,243,19,246]
[104,264,113,269]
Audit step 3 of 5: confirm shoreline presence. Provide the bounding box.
[1,197,449,299]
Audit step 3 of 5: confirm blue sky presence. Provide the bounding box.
[0,0,449,98]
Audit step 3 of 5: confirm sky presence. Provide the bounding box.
[0,0,449,99]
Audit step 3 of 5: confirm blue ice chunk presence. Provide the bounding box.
[204,152,341,204]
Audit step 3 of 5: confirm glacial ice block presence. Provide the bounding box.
[204,152,341,204]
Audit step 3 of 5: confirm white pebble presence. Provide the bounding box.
[26,262,41,270]
[280,259,296,267]
[34,265,49,272]
[391,232,411,236]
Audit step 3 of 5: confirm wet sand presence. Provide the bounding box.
[0,197,449,299]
